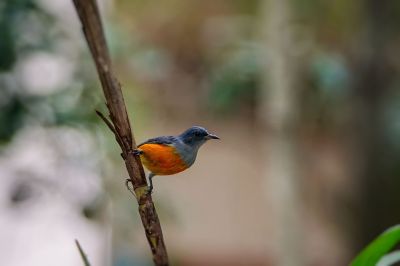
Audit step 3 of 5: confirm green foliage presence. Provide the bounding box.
[377,251,400,266]
[208,43,260,114]
[0,19,16,70]
[351,225,400,266]
[0,97,26,143]
[0,0,102,145]
[0,0,54,70]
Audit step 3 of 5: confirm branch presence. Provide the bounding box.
[75,239,91,266]
[95,110,124,150]
[72,1,169,265]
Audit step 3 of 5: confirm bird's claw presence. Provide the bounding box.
[145,186,153,195]
[126,178,153,196]
[131,149,143,156]
[125,178,136,197]
[125,178,131,190]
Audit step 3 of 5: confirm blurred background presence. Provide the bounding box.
[1,0,400,265]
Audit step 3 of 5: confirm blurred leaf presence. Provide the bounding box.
[377,251,400,266]
[351,225,400,266]
[0,20,17,71]
[0,97,26,143]
[208,43,260,114]
[311,52,350,98]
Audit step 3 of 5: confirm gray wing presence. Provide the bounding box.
[137,136,178,147]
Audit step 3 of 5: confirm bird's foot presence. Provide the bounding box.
[145,185,153,195]
[126,178,153,197]
[131,149,143,156]
[125,178,136,198]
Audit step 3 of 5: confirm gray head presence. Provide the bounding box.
[179,126,219,148]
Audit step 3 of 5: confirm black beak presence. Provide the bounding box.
[206,133,220,140]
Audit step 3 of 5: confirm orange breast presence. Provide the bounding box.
[138,143,189,175]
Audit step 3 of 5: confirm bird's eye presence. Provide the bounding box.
[194,131,204,137]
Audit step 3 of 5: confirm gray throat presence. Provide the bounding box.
[175,141,201,167]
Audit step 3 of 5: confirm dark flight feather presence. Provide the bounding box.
[138,136,178,147]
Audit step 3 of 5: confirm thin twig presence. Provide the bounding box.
[95,110,124,149]
[72,0,169,265]
[95,110,116,134]
[75,239,91,266]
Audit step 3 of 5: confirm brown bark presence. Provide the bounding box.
[72,1,169,265]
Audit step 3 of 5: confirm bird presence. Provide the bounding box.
[133,126,220,193]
